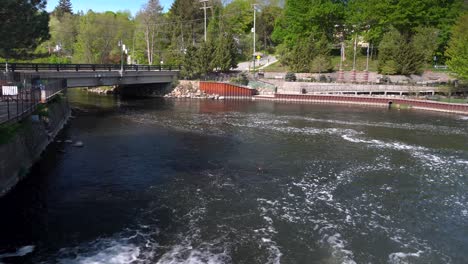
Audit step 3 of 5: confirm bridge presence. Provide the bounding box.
[4,63,180,88]
[1,63,181,124]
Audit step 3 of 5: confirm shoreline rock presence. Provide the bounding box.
[85,86,118,95]
[164,80,224,100]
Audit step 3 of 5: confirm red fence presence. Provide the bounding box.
[200,82,256,98]
[273,94,468,114]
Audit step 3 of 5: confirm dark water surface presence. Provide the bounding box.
[1,90,467,264]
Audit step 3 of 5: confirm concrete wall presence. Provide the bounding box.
[264,80,438,95]
[0,97,70,197]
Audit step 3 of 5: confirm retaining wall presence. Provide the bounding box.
[0,97,70,197]
[200,82,256,98]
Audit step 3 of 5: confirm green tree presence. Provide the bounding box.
[73,11,134,64]
[195,41,215,75]
[181,45,199,79]
[136,0,163,65]
[257,5,282,51]
[0,0,49,59]
[214,31,238,72]
[48,13,78,56]
[54,0,73,18]
[446,13,468,80]
[378,28,431,75]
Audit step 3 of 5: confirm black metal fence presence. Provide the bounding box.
[2,63,182,72]
[0,85,41,125]
[0,73,66,125]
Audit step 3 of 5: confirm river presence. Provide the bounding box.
[1,90,467,264]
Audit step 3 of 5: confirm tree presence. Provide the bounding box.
[378,28,432,75]
[54,0,73,18]
[48,13,78,56]
[137,0,163,65]
[257,5,282,51]
[73,11,134,64]
[446,13,468,80]
[181,45,199,79]
[214,32,238,72]
[0,0,49,59]
[195,41,215,75]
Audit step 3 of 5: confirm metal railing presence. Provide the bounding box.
[0,85,41,125]
[0,74,67,125]
[2,63,182,72]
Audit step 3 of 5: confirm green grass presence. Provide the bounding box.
[261,61,289,72]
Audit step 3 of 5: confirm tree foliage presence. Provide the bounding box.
[137,0,163,65]
[54,0,73,18]
[0,0,49,59]
[446,13,468,80]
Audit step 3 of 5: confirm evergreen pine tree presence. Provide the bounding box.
[54,0,73,18]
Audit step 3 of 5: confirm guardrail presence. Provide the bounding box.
[2,63,182,72]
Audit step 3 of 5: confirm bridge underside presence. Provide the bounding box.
[117,83,174,97]
[20,71,177,88]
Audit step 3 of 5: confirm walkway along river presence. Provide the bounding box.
[0,89,467,263]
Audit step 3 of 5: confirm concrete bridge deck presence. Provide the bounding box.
[3,63,180,88]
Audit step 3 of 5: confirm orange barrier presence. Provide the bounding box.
[200,82,256,98]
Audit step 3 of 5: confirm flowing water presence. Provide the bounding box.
[1,90,467,264]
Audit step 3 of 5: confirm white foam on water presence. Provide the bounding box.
[459,116,468,120]
[324,234,356,264]
[0,245,35,259]
[341,132,468,170]
[388,250,423,264]
[156,245,230,264]
[58,243,141,264]
[51,228,158,264]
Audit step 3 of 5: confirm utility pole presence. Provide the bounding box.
[199,0,211,42]
[252,3,258,74]
[118,40,128,75]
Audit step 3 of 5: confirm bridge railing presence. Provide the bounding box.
[2,63,182,72]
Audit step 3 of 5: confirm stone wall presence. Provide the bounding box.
[0,97,70,197]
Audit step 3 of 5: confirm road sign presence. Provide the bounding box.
[1,86,18,95]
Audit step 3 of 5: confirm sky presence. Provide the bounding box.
[46,0,175,15]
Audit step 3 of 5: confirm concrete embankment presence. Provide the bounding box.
[0,97,70,197]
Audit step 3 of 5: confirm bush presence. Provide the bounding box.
[285,72,297,82]
[230,72,249,86]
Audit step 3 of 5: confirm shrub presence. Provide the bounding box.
[285,72,297,82]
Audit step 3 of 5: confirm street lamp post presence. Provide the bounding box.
[351,33,357,82]
[252,3,258,75]
[118,40,128,75]
[335,24,345,82]
[364,42,370,83]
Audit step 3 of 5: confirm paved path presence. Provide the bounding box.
[234,55,277,71]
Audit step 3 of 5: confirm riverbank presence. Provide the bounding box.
[0,96,70,197]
